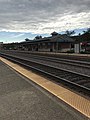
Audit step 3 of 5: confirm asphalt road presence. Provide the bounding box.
[0,60,88,120]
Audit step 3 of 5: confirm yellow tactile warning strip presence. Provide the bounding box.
[0,57,90,118]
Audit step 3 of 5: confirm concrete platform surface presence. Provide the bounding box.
[0,60,88,120]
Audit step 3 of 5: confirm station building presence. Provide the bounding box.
[2,32,74,52]
[18,33,74,52]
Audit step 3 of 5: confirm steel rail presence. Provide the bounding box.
[1,52,90,78]
[0,53,90,96]
[20,53,90,69]
[1,51,90,69]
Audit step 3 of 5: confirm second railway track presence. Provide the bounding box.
[0,52,90,97]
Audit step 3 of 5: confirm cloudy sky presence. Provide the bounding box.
[0,0,90,43]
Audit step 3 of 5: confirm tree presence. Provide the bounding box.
[86,28,90,33]
[78,33,81,36]
[25,38,30,41]
[83,30,86,33]
[65,30,75,36]
[34,35,42,40]
[83,28,90,34]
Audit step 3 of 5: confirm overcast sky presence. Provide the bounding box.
[0,0,90,43]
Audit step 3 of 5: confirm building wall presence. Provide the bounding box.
[60,43,71,52]
[23,42,72,52]
[2,40,73,53]
[38,42,51,52]
[54,42,71,52]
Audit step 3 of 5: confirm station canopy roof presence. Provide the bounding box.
[21,34,74,45]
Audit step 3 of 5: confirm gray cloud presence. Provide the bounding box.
[0,0,90,33]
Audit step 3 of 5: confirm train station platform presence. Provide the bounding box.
[0,58,89,120]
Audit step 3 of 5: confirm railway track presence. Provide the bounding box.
[1,50,90,76]
[1,50,90,69]
[17,52,90,69]
[0,52,90,96]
